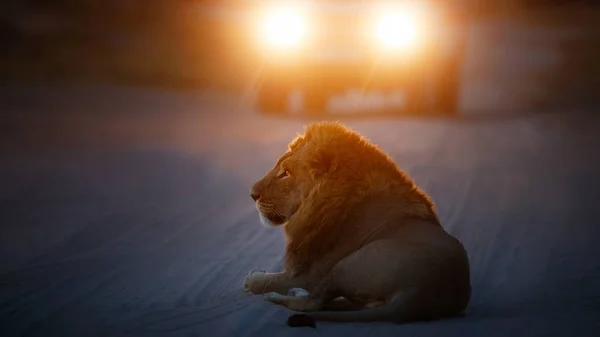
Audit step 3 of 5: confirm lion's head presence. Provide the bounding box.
[249,132,314,227]
[250,121,397,228]
[250,121,439,231]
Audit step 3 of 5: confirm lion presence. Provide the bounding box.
[243,121,471,327]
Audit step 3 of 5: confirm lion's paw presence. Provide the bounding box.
[243,269,266,293]
[287,288,310,297]
[264,292,284,303]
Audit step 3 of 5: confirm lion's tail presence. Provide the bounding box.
[287,291,417,327]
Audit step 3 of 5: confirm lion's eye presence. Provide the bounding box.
[279,169,290,178]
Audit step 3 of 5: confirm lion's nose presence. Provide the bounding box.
[250,192,260,202]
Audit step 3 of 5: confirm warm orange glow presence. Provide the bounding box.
[371,3,428,52]
[375,12,418,48]
[253,2,430,56]
[258,5,307,51]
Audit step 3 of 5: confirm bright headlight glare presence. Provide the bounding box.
[376,12,418,48]
[260,7,306,49]
[372,2,429,51]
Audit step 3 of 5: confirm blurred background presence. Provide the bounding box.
[0,0,598,107]
[1,0,599,154]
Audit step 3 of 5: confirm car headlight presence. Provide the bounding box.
[258,5,307,50]
[375,12,418,48]
[372,4,428,51]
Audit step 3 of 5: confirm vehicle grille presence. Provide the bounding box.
[307,12,371,49]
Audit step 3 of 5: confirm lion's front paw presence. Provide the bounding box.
[287,288,310,297]
[243,269,266,294]
[264,292,283,302]
[264,292,317,312]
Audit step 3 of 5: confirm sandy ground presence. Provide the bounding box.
[1,83,600,337]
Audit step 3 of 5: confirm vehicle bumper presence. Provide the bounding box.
[259,31,467,89]
[261,51,441,90]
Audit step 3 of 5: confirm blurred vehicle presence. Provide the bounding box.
[245,0,469,116]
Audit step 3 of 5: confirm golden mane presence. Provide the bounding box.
[282,121,440,275]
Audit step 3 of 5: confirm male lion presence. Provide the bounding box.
[244,121,471,327]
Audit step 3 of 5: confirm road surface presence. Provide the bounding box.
[1,84,599,337]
